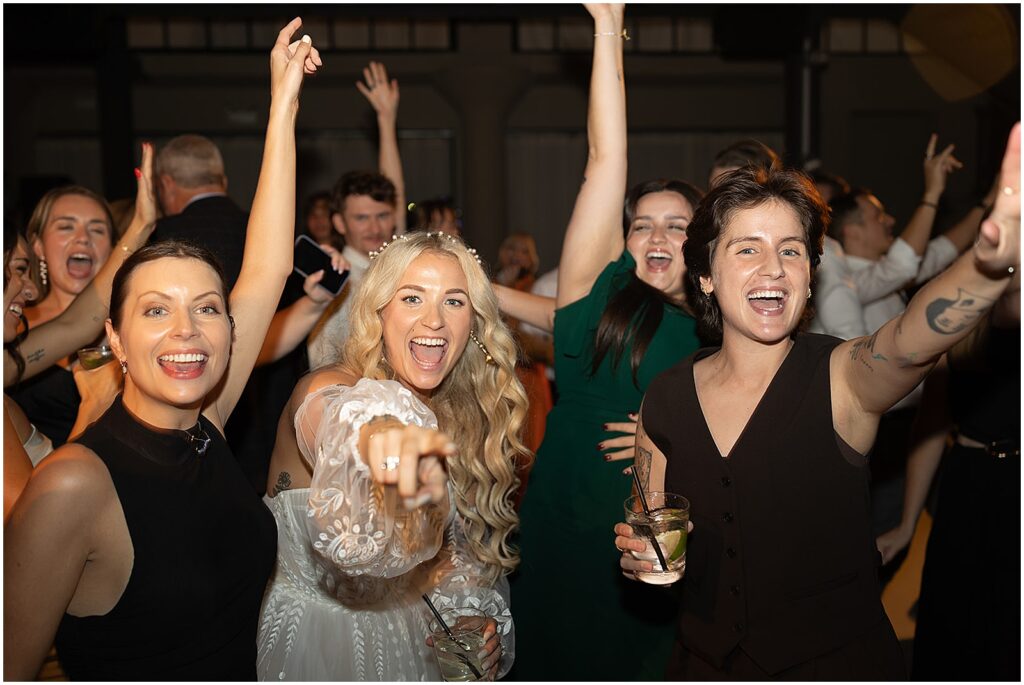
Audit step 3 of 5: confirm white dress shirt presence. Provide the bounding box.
[811,235,958,340]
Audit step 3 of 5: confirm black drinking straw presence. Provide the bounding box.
[630,469,669,572]
[421,594,484,680]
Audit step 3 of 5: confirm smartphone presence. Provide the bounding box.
[294,235,349,296]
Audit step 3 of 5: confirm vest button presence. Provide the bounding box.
[721,512,734,523]
[730,584,741,595]
[733,623,744,633]
[720,476,731,487]
[726,547,737,558]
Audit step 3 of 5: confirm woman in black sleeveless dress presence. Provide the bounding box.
[3,21,321,680]
[614,124,1021,680]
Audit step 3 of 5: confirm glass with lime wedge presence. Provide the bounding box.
[624,492,689,585]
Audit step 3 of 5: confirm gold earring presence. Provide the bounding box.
[468,329,494,364]
[39,258,48,287]
[120,359,128,374]
[807,288,812,299]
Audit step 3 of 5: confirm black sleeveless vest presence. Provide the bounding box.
[644,333,888,674]
[54,397,276,680]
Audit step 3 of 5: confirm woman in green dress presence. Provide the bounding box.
[508,5,703,680]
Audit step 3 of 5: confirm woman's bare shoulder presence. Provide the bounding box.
[15,444,117,520]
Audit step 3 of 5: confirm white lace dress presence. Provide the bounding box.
[257,379,515,681]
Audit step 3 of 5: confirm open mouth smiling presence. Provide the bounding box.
[747,288,788,314]
[409,336,448,368]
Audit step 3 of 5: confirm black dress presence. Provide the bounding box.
[8,365,79,447]
[643,333,905,680]
[912,324,1020,681]
[54,396,277,680]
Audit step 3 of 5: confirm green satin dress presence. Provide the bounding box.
[510,252,700,681]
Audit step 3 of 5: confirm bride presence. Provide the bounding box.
[258,231,530,681]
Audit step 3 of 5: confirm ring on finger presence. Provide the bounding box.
[382,455,400,471]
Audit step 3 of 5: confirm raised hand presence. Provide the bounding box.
[365,423,456,505]
[133,141,157,226]
[356,61,400,123]
[922,133,963,201]
[975,122,1020,276]
[269,17,322,110]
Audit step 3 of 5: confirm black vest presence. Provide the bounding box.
[644,333,888,674]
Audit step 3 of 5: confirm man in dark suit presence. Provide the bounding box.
[151,134,248,291]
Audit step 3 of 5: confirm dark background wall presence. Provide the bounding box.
[4,4,1019,272]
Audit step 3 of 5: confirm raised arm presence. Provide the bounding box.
[900,133,962,256]
[493,284,555,333]
[557,4,628,308]
[4,144,157,388]
[205,19,320,425]
[357,61,406,234]
[256,245,348,366]
[833,123,1020,444]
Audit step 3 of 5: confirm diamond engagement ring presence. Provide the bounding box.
[383,455,401,471]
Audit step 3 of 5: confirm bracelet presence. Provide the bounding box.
[594,28,630,40]
[920,200,938,209]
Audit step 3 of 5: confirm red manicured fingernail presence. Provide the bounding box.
[602,424,609,430]
[134,168,142,179]
[597,442,604,450]
[604,455,612,462]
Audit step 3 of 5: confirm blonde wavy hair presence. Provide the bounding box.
[341,232,532,581]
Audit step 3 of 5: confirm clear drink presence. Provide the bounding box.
[77,345,114,370]
[433,630,486,682]
[428,608,491,682]
[624,492,689,586]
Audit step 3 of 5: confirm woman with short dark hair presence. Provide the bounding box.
[615,124,1020,679]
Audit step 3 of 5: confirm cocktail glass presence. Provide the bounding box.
[624,491,689,585]
[428,607,490,682]
[77,345,115,370]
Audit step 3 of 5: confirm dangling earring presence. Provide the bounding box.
[39,258,48,287]
[468,329,494,365]
[807,287,812,299]
[120,359,128,374]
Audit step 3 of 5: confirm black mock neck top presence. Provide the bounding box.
[55,396,276,680]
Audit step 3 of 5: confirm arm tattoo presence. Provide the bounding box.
[848,330,885,371]
[924,288,992,335]
[272,471,292,497]
[635,446,652,492]
[26,348,45,363]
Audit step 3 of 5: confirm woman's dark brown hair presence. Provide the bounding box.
[109,241,228,330]
[684,166,828,344]
[590,179,704,386]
